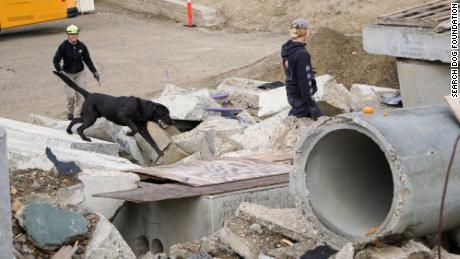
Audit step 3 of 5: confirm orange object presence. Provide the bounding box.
[0,0,78,31]
[362,106,375,114]
[187,0,193,27]
[365,226,379,236]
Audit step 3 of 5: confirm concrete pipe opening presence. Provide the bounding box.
[306,129,394,238]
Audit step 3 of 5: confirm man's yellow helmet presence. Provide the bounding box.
[66,24,79,34]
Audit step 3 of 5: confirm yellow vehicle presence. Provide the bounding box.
[0,0,78,31]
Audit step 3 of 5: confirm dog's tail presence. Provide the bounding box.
[53,71,90,98]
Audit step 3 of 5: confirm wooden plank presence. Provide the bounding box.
[124,157,291,186]
[444,96,460,124]
[377,0,450,28]
[379,0,449,19]
[245,152,293,163]
[409,6,450,19]
[93,174,289,203]
[377,18,440,28]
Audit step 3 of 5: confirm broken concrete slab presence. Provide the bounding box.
[237,110,257,125]
[229,110,289,152]
[8,139,139,172]
[331,242,354,259]
[218,224,259,259]
[156,85,221,121]
[270,116,315,153]
[133,122,189,166]
[84,213,136,259]
[30,114,112,142]
[218,217,298,259]
[0,117,119,157]
[354,240,431,259]
[172,116,245,156]
[236,202,317,242]
[263,240,318,259]
[350,84,399,108]
[16,203,89,250]
[216,77,290,118]
[313,75,355,116]
[30,115,163,167]
[78,170,139,219]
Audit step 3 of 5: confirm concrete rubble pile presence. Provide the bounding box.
[26,74,376,166]
[1,116,141,258]
[169,202,460,259]
[9,168,137,258]
[3,74,408,258]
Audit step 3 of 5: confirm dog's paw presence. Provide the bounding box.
[66,129,73,135]
[82,137,92,142]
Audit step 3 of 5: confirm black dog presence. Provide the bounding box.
[53,71,172,156]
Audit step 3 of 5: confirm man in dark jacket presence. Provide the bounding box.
[281,19,321,120]
[53,24,100,120]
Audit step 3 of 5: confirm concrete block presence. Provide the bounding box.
[0,127,13,259]
[216,77,290,118]
[218,224,258,259]
[363,24,450,63]
[113,184,294,254]
[350,84,398,108]
[236,202,317,242]
[85,213,136,259]
[7,139,139,172]
[313,75,354,116]
[156,85,221,121]
[78,171,139,219]
[29,115,148,164]
[0,117,119,157]
[30,114,114,142]
[172,117,244,156]
[229,111,288,152]
[104,0,223,27]
[258,87,290,118]
[397,59,450,107]
[270,116,315,153]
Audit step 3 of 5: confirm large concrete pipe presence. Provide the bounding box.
[292,106,460,247]
[0,127,13,258]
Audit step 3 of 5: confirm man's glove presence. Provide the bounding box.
[311,79,318,95]
[309,105,322,121]
[93,72,100,82]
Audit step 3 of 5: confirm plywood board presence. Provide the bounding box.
[93,174,289,203]
[123,157,291,186]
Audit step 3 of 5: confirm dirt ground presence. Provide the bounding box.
[194,0,434,34]
[0,0,286,121]
[204,27,399,89]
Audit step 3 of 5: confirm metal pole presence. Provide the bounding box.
[0,127,13,258]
